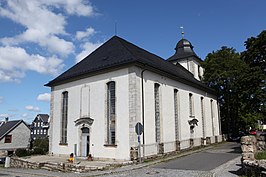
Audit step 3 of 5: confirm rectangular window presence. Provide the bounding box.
[61,91,68,144]
[189,93,194,117]
[44,129,47,134]
[40,129,43,134]
[174,89,179,141]
[4,135,12,143]
[107,81,116,145]
[154,83,160,143]
[37,129,39,134]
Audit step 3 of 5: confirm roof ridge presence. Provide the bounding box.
[114,36,139,61]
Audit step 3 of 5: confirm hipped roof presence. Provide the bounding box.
[45,36,215,94]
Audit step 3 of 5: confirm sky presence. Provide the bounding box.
[0,0,265,124]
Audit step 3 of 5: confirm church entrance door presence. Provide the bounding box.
[81,127,90,157]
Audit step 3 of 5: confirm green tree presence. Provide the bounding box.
[241,30,266,122]
[202,47,248,134]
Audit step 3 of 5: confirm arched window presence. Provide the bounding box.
[81,127,90,134]
[61,91,68,144]
[189,93,194,117]
[210,99,214,136]
[174,89,179,141]
[201,97,205,137]
[154,83,160,143]
[107,81,116,145]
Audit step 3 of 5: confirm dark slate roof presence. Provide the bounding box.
[0,120,25,140]
[45,36,215,94]
[167,38,202,63]
[39,114,49,123]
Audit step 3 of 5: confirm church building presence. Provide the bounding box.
[45,36,222,161]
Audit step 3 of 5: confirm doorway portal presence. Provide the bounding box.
[81,127,90,157]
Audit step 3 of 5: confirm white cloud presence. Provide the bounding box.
[21,113,28,118]
[25,105,41,112]
[76,27,95,40]
[0,96,3,104]
[0,46,64,82]
[40,0,95,16]
[76,41,102,63]
[0,1,75,56]
[37,93,51,102]
[0,114,9,118]
[0,0,99,82]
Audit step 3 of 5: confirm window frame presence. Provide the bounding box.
[106,81,116,146]
[60,91,68,145]
[189,93,195,117]
[4,135,12,143]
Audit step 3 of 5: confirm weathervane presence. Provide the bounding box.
[180,26,184,39]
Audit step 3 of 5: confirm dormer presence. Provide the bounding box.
[167,38,204,81]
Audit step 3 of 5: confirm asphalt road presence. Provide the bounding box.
[153,142,241,171]
[0,142,242,177]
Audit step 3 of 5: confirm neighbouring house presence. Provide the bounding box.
[45,36,222,161]
[31,114,50,140]
[0,118,31,156]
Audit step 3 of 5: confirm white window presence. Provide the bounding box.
[189,93,194,117]
[174,89,179,141]
[154,83,160,143]
[61,91,68,144]
[44,129,47,134]
[107,81,116,145]
[40,129,43,134]
[37,129,39,134]
[34,130,36,134]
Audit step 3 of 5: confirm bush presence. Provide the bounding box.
[255,151,266,160]
[32,147,44,155]
[15,149,30,157]
[32,137,49,154]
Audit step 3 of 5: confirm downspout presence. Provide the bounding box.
[141,68,146,161]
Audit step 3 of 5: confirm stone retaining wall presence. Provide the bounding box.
[10,157,108,173]
[241,134,266,176]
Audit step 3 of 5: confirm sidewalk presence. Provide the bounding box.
[9,144,215,175]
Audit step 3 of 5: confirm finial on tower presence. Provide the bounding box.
[180,26,184,39]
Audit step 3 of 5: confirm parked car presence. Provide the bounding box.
[249,129,257,135]
[228,131,246,142]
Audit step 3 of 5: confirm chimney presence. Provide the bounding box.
[5,117,8,123]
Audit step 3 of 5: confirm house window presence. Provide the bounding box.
[107,81,116,145]
[34,129,36,134]
[174,89,179,141]
[4,135,12,143]
[201,97,205,137]
[37,129,39,134]
[189,93,194,117]
[61,91,68,144]
[40,129,43,134]
[44,129,47,134]
[41,122,43,127]
[154,83,160,143]
[198,65,202,80]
